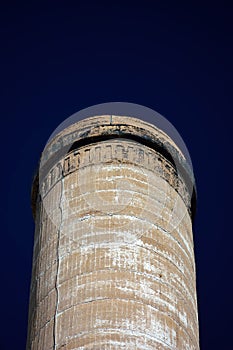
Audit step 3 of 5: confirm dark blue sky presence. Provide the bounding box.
[1,2,232,349]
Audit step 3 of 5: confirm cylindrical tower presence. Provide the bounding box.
[27,113,199,349]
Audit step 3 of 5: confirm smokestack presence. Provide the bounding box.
[27,108,199,349]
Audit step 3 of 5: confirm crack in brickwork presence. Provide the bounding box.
[53,176,64,350]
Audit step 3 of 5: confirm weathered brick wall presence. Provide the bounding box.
[27,116,199,349]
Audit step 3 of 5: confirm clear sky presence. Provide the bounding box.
[1,2,232,349]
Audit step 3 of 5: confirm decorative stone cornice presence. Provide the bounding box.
[32,116,196,220]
